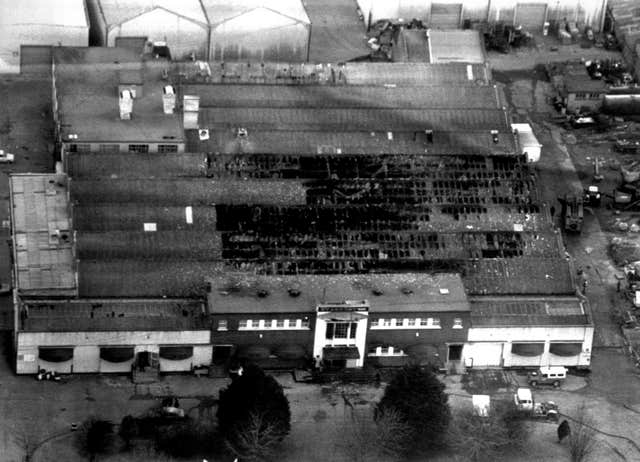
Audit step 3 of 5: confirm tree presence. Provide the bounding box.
[377,365,450,452]
[568,404,597,462]
[77,418,114,461]
[447,401,526,461]
[217,364,291,461]
[340,406,412,462]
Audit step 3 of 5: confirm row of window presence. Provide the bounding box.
[66,144,178,153]
[218,319,311,331]
[367,346,406,356]
[370,317,463,329]
[573,92,602,100]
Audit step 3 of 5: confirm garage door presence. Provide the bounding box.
[515,3,547,30]
[430,3,462,29]
[463,342,504,367]
[20,45,52,75]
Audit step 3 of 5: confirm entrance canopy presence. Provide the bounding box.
[323,346,360,361]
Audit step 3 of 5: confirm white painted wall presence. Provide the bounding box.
[465,325,594,368]
[16,330,211,374]
[356,0,606,30]
[312,314,368,367]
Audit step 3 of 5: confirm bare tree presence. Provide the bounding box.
[226,411,284,462]
[339,406,412,462]
[447,401,526,462]
[568,404,597,462]
[12,422,41,462]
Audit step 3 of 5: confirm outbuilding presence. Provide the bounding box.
[86,0,209,60]
[0,0,89,74]
[203,0,311,62]
[511,123,542,163]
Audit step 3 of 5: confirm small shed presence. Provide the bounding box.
[86,0,209,60]
[0,0,89,74]
[563,76,608,112]
[511,123,542,163]
[203,0,311,62]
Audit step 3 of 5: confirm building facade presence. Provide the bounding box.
[0,0,89,74]
[357,0,607,31]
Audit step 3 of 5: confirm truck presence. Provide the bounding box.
[561,194,584,233]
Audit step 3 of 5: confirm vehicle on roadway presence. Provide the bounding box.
[0,150,15,163]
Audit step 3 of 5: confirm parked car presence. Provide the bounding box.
[514,387,533,411]
[527,366,567,388]
[0,150,15,163]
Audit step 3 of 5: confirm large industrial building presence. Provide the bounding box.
[85,0,311,62]
[9,48,593,375]
[357,0,608,31]
[0,0,89,73]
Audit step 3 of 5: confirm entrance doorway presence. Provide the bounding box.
[448,344,463,361]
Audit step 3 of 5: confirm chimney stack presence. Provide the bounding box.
[119,89,133,120]
[162,85,176,114]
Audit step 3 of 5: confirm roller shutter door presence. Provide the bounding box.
[430,3,462,29]
[515,3,547,30]
[464,342,503,367]
[20,45,52,74]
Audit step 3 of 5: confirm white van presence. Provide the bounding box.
[514,387,533,411]
[528,366,567,388]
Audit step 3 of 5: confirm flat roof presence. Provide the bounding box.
[470,296,591,327]
[54,50,183,144]
[198,107,510,131]
[186,84,503,109]
[462,257,575,296]
[20,299,208,332]
[394,29,430,63]
[565,76,608,93]
[70,178,308,206]
[10,174,76,296]
[207,273,469,314]
[428,30,486,64]
[171,61,491,86]
[96,0,207,27]
[342,62,491,85]
[202,0,310,26]
[0,0,87,28]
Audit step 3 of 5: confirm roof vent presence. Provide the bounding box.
[491,130,499,144]
[162,85,176,114]
[237,128,248,138]
[119,89,133,120]
[401,287,413,295]
[199,129,210,140]
[257,289,269,298]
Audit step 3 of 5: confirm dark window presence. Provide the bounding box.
[325,323,334,339]
[158,144,178,153]
[448,345,463,361]
[128,144,149,153]
[99,144,119,153]
[334,323,348,338]
[349,322,357,339]
[67,144,77,153]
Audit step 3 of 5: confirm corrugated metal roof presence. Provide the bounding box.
[186,84,502,109]
[10,174,77,296]
[393,29,430,63]
[207,273,469,313]
[428,30,486,64]
[96,0,207,27]
[198,107,510,131]
[202,0,310,26]
[470,296,591,327]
